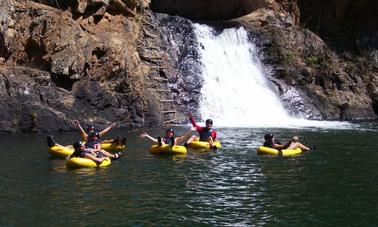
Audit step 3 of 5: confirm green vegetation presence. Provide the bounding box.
[283,51,295,64]
[306,55,328,68]
[31,110,38,133]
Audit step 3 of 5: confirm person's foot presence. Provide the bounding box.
[112,152,122,160]
[157,137,162,146]
[47,135,56,147]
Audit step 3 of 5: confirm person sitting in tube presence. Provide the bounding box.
[263,133,311,151]
[72,120,116,146]
[84,131,122,159]
[185,113,218,149]
[70,141,108,163]
[140,128,195,146]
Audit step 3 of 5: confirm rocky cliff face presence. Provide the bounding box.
[0,0,152,133]
[152,0,378,120]
[0,0,377,133]
[233,0,378,119]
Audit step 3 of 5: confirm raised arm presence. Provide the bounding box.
[99,123,116,137]
[140,133,158,143]
[72,120,88,141]
[188,113,202,131]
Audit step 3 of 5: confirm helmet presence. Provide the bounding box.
[73,141,85,150]
[87,125,95,132]
[166,128,175,136]
[264,133,274,140]
[205,119,213,125]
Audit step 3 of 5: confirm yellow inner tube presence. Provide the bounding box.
[48,145,74,158]
[66,157,111,168]
[189,140,222,150]
[150,144,187,154]
[48,142,125,158]
[257,146,302,156]
[100,142,125,151]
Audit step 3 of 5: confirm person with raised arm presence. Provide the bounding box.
[185,113,218,149]
[140,128,195,146]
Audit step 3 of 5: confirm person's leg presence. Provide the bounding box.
[84,153,106,163]
[289,142,310,151]
[187,135,198,144]
[99,150,115,158]
[184,135,198,147]
[47,135,56,147]
[99,149,122,159]
[208,137,217,149]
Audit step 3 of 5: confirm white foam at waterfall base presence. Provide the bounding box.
[193,24,354,129]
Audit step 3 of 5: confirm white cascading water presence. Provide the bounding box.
[193,24,353,128]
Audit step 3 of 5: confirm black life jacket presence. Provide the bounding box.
[263,141,274,148]
[164,136,175,146]
[199,128,214,141]
[85,140,100,149]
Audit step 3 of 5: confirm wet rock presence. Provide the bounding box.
[231,3,378,120]
[156,14,202,114]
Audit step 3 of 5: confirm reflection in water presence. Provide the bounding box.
[0,125,378,225]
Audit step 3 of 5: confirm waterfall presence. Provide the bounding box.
[193,24,353,129]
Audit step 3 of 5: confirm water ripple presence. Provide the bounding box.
[0,126,377,225]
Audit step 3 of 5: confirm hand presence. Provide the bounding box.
[71,120,80,127]
[191,127,196,131]
[111,123,116,128]
[140,133,147,138]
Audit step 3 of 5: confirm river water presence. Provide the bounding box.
[0,122,377,226]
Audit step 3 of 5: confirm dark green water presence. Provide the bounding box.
[0,122,377,226]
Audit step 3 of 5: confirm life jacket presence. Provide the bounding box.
[163,136,175,146]
[263,141,274,148]
[199,128,214,141]
[85,139,100,149]
[86,133,100,149]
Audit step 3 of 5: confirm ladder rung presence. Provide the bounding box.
[163,117,185,124]
[163,119,178,124]
[151,66,166,69]
[154,77,169,81]
[157,89,171,92]
[162,110,176,114]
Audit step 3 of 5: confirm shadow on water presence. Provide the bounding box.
[0,123,378,225]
